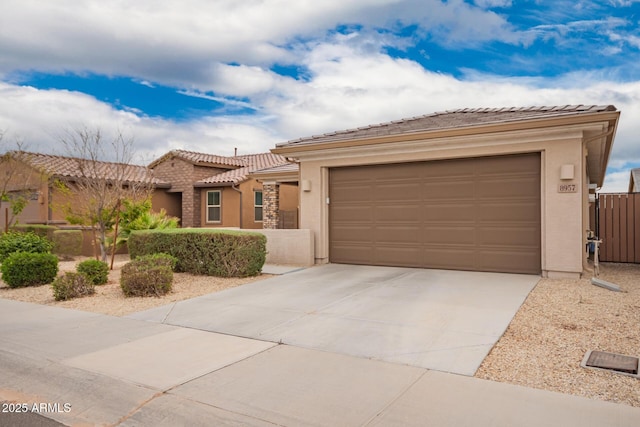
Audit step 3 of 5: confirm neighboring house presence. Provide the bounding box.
[0,151,170,227]
[629,168,640,193]
[149,150,298,229]
[272,105,620,279]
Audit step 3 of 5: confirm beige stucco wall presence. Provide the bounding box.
[253,229,314,265]
[295,124,602,278]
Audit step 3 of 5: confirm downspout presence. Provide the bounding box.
[231,183,243,229]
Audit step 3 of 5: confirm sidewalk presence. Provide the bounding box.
[1,298,639,426]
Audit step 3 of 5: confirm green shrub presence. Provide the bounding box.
[10,224,58,240]
[120,254,176,297]
[77,259,109,285]
[0,232,54,263]
[52,230,83,258]
[51,272,95,301]
[1,252,59,288]
[128,229,266,277]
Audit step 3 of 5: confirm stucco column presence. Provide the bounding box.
[263,182,280,229]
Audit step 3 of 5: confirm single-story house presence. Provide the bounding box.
[629,168,640,193]
[0,151,170,228]
[271,105,620,278]
[148,149,299,229]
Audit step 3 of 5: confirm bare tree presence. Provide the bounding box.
[56,127,154,261]
[0,131,45,231]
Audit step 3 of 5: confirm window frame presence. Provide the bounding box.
[254,190,263,222]
[206,190,222,223]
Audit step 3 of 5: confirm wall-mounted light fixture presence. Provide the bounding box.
[301,179,311,192]
[560,164,575,180]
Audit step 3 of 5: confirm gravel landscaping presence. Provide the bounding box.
[476,262,640,408]
[1,256,638,407]
[0,255,270,317]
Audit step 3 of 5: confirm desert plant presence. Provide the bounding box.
[0,231,53,262]
[1,252,58,288]
[77,259,109,285]
[120,253,176,297]
[51,272,95,301]
[109,199,179,250]
[128,229,266,277]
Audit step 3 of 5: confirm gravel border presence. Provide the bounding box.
[476,262,640,407]
[0,255,270,317]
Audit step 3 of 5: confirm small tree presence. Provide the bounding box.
[110,198,179,249]
[55,127,154,262]
[0,131,47,230]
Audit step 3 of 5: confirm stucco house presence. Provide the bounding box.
[629,168,640,193]
[0,151,169,228]
[272,105,620,278]
[148,149,299,229]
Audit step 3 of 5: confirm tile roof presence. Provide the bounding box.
[277,105,618,147]
[251,162,299,175]
[149,149,248,168]
[196,153,291,186]
[11,151,168,186]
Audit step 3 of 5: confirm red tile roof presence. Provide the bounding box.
[11,151,168,186]
[196,153,291,186]
[148,149,248,168]
[277,105,618,147]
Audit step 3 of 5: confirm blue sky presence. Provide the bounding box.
[1,0,639,190]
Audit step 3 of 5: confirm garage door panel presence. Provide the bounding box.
[422,181,475,199]
[422,204,476,221]
[332,226,375,243]
[375,227,424,243]
[478,226,540,246]
[423,227,476,245]
[331,185,373,202]
[374,246,423,265]
[422,248,478,270]
[479,251,541,274]
[331,206,374,222]
[477,177,540,198]
[476,202,540,222]
[330,246,374,264]
[376,205,421,221]
[376,183,422,201]
[330,153,541,274]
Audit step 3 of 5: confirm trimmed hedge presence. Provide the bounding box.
[10,224,58,241]
[52,230,83,258]
[128,229,266,277]
[1,252,59,288]
[77,259,109,285]
[52,272,95,301]
[0,231,54,262]
[120,254,177,297]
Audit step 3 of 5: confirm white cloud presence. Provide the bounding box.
[473,0,513,8]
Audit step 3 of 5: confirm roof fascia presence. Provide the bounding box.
[272,111,621,156]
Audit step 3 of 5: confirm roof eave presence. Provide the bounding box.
[272,111,621,156]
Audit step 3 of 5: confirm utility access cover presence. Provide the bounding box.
[582,350,639,378]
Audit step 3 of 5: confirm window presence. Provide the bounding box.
[254,190,263,222]
[206,190,221,222]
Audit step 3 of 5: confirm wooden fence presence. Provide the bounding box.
[598,193,640,263]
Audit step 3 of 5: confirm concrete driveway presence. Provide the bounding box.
[130,264,540,375]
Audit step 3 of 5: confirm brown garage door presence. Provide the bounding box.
[329,153,541,274]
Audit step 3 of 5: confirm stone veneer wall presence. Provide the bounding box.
[263,183,279,229]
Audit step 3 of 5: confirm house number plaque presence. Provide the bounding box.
[558,183,578,193]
